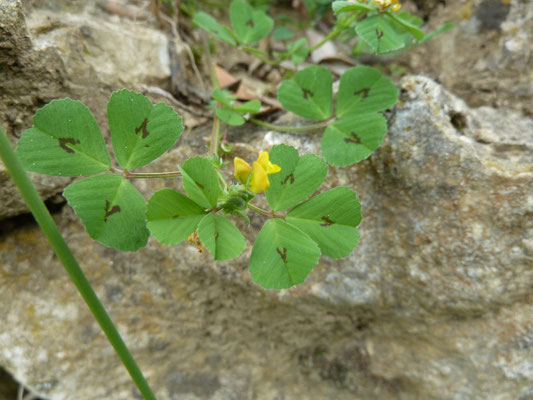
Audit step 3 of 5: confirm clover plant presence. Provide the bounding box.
[14,0,451,291]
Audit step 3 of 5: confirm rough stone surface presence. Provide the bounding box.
[1,75,532,400]
[399,0,533,116]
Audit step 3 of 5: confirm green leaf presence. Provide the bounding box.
[15,99,111,176]
[249,219,320,289]
[266,144,328,211]
[230,0,274,44]
[197,213,246,260]
[146,188,206,246]
[332,0,376,14]
[216,108,245,126]
[277,66,332,120]
[273,26,294,40]
[336,66,398,117]
[107,90,183,170]
[212,89,235,108]
[233,100,261,114]
[321,113,387,166]
[387,11,425,40]
[179,157,221,209]
[356,14,405,54]
[193,11,237,45]
[286,187,361,258]
[287,37,310,64]
[63,174,149,251]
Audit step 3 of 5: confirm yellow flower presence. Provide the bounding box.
[234,157,252,183]
[233,151,281,194]
[256,151,282,175]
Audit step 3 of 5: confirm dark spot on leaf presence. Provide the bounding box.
[302,88,314,99]
[276,247,288,264]
[145,144,150,148]
[282,172,295,185]
[215,232,219,240]
[344,131,362,145]
[246,19,254,27]
[376,29,384,40]
[58,137,80,154]
[320,216,335,227]
[353,88,370,99]
[172,214,180,219]
[195,181,204,190]
[135,118,150,139]
[104,200,121,222]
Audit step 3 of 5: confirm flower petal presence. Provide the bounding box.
[234,157,252,183]
[250,161,270,193]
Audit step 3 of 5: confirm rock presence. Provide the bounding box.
[397,0,533,116]
[0,75,532,399]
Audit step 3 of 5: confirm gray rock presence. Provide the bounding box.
[0,75,532,400]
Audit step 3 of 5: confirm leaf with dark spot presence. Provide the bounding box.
[58,137,81,154]
[276,247,288,264]
[344,131,362,145]
[286,187,362,258]
[282,172,295,185]
[135,118,150,139]
[353,88,370,99]
[104,200,121,222]
[320,216,335,227]
[16,98,111,176]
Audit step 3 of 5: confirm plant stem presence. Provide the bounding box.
[241,46,281,66]
[0,127,158,400]
[109,167,181,179]
[210,114,221,156]
[247,203,283,219]
[309,14,358,52]
[249,118,332,133]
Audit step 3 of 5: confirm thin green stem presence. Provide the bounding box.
[210,114,221,156]
[249,118,333,133]
[247,203,271,216]
[309,14,358,52]
[216,169,228,190]
[109,167,181,179]
[247,203,283,219]
[241,46,281,66]
[0,127,157,400]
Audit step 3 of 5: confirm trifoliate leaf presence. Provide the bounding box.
[16,99,111,176]
[179,157,221,209]
[249,219,320,289]
[146,189,206,246]
[266,144,328,211]
[336,66,398,117]
[286,187,361,258]
[277,66,332,120]
[356,14,405,54]
[387,11,425,40]
[197,213,246,260]
[63,174,149,251]
[321,113,387,166]
[230,0,274,44]
[107,90,183,170]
